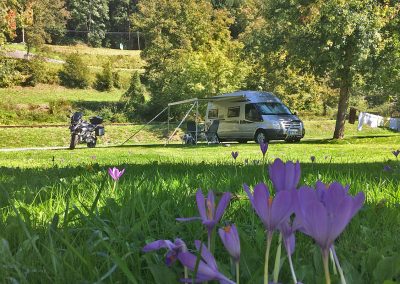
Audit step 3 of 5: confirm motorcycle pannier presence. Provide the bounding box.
[95,126,105,136]
[90,116,103,125]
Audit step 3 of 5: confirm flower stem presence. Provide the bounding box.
[184,266,188,280]
[331,246,347,284]
[264,231,273,284]
[273,233,282,283]
[236,261,240,284]
[287,249,298,284]
[330,249,337,275]
[322,249,331,284]
[112,181,117,191]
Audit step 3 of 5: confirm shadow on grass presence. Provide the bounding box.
[0,160,399,283]
[1,160,399,207]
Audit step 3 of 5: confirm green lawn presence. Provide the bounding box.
[0,85,123,104]
[0,133,399,283]
[0,119,398,148]
[0,120,399,283]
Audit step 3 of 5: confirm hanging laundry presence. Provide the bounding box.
[357,112,384,131]
[389,117,400,132]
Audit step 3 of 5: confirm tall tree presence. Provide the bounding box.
[67,0,109,47]
[0,1,17,45]
[258,0,398,138]
[15,0,68,53]
[107,0,137,48]
[131,0,249,115]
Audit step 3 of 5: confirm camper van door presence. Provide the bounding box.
[218,104,241,139]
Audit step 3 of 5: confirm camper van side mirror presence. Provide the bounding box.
[293,111,297,115]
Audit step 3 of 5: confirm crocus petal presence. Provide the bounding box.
[269,158,285,192]
[207,190,215,218]
[194,240,218,271]
[202,220,217,230]
[176,217,202,222]
[178,252,217,280]
[218,224,240,261]
[269,159,301,192]
[351,192,365,218]
[302,201,330,249]
[243,183,254,206]
[270,190,294,230]
[253,183,270,227]
[214,192,231,222]
[142,240,175,252]
[328,197,354,243]
[196,189,207,220]
[165,250,178,266]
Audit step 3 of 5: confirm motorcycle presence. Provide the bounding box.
[69,112,105,149]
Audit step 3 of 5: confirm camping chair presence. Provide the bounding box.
[183,120,199,144]
[205,120,220,144]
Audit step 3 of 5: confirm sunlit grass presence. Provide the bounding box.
[0,123,399,283]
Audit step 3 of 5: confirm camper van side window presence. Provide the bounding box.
[208,109,218,119]
[227,106,240,118]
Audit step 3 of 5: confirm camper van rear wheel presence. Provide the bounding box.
[255,130,268,144]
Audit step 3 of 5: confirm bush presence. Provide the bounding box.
[94,61,113,91]
[59,53,90,89]
[112,71,121,89]
[121,71,145,120]
[0,57,25,87]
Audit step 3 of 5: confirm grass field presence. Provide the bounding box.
[3,43,144,69]
[0,119,398,148]
[0,120,399,283]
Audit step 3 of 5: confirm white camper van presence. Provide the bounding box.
[205,91,305,143]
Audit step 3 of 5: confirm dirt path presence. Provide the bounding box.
[0,146,69,152]
[3,50,65,64]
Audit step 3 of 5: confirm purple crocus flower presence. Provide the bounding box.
[392,150,400,158]
[243,182,294,232]
[178,240,235,284]
[296,181,365,251]
[142,238,187,266]
[260,142,268,157]
[231,151,239,160]
[310,156,315,163]
[108,167,125,181]
[383,165,392,172]
[218,224,240,262]
[268,158,301,192]
[176,189,231,235]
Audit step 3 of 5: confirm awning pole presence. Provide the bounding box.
[168,105,170,134]
[121,106,168,145]
[165,102,196,146]
[195,100,199,143]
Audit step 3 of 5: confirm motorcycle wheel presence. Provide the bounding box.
[69,134,78,150]
[87,138,97,148]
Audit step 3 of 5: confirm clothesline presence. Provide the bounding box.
[357,112,400,131]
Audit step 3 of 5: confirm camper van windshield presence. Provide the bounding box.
[255,102,292,115]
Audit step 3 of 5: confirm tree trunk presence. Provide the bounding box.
[333,84,350,139]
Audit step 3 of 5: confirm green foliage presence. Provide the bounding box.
[67,0,109,47]
[240,0,399,138]
[94,61,113,92]
[132,0,249,116]
[0,57,25,87]
[20,0,69,53]
[121,71,145,120]
[59,53,90,89]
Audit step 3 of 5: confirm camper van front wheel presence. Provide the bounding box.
[255,130,268,144]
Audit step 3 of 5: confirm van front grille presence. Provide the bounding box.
[282,121,302,131]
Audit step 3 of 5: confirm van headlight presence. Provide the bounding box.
[272,121,281,129]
